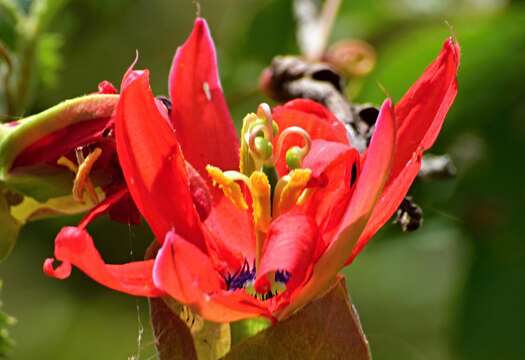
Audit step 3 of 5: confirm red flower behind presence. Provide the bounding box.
[44,18,460,322]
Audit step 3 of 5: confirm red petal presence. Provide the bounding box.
[278,99,396,319]
[115,70,206,250]
[334,99,396,243]
[185,162,212,221]
[79,187,128,229]
[205,195,255,264]
[44,226,161,297]
[255,212,318,293]
[346,39,460,263]
[392,38,460,180]
[272,99,349,174]
[273,99,349,144]
[347,151,422,264]
[302,140,360,253]
[153,231,266,322]
[169,18,239,178]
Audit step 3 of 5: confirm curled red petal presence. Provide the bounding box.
[255,212,318,294]
[45,226,161,297]
[115,70,205,249]
[153,231,265,322]
[169,17,239,178]
[43,258,71,279]
[392,37,460,180]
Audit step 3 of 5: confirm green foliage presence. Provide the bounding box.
[0,281,15,357]
[0,0,69,119]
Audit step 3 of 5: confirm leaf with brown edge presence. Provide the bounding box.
[223,278,371,360]
[149,298,198,360]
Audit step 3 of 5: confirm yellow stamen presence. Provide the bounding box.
[206,165,248,210]
[73,148,102,204]
[274,169,312,216]
[57,149,101,205]
[249,171,272,233]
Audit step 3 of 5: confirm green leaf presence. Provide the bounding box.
[0,280,15,357]
[224,278,371,360]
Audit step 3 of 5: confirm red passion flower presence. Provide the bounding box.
[44,18,460,322]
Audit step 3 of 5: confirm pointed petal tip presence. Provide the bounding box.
[194,17,208,29]
[121,52,148,91]
[444,37,461,67]
[382,97,393,110]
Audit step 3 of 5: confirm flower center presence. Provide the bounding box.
[207,103,313,299]
[223,260,290,301]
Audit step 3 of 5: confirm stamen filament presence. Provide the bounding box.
[73,148,102,204]
[249,171,271,271]
[273,169,312,216]
[275,126,312,169]
[57,149,101,205]
[256,103,274,142]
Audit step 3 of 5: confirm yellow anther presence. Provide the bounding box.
[57,149,101,205]
[73,148,102,204]
[249,171,272,233]
[206,165,248,210]
[274,169,312,216]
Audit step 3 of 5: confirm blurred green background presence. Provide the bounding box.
[1,0,525,359]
